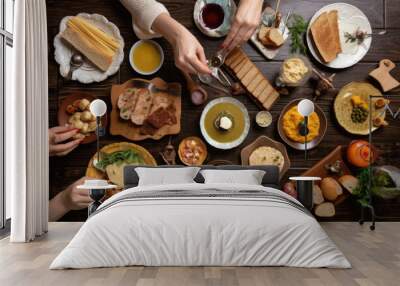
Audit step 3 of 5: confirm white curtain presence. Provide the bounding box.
[7,0,49,242]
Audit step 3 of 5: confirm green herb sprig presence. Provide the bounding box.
[96,149,144,170]
[352,168,371,207]
[287,14,308,55]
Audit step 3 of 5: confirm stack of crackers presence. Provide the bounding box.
[224,47,279,110]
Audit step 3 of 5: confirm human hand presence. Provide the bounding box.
[61,177,93,211]
[171,27,211,75]
[49,125,83,156]
[221,0,263,52]
[152,13,211,75]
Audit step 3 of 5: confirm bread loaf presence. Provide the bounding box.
[313,184,325,205]
[338,175,359,194]
[315,202,335,217]
[266,28,284,48]
[320,177,342,201]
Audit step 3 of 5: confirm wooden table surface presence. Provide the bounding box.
[46,0,400,221]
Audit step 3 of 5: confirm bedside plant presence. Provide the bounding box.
[353,166,400,206]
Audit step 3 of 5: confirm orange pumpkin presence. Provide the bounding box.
[347,140,377,168]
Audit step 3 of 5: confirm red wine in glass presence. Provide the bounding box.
[201,3,225,29]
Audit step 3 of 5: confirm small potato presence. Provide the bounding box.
[88,121,97,132]
[71,112,82,120]
[81,111,92,122]
[66,104,76,115]
[90,113,96,121]
[81,122,89,134]
[72,99,81,108]
[72,120,84,130]
[72,133,85,140]
[79,98,90,111]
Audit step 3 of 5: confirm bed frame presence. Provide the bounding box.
[123,165,280,189]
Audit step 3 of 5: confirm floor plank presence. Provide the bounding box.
[1,222,400,286]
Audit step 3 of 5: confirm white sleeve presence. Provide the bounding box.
[120,0,170,39]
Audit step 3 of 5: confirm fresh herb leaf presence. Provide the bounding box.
[288,14,308,55]
[352,168,371,206]
[96,149,144,170]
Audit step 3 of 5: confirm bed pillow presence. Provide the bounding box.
[136,167,201,186]
[200,169,266,185]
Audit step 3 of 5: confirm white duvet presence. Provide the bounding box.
[50,183,351,269]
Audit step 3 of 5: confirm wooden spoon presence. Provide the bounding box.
[182,71,208,105]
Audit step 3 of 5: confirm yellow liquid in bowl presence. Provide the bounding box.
[204,102,245,143]
[132,41,162,73]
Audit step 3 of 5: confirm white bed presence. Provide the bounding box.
[50,182,351,269]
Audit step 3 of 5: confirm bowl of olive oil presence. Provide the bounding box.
[129,40,164,75]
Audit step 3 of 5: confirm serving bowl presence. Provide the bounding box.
[278,99,327,150]
[200,97,250,150]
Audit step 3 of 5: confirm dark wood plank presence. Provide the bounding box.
[386,0,400,28]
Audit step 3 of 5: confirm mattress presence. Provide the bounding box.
[50,183,351,269]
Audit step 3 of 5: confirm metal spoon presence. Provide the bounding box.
[198,73,230,94]
[67,53,84,80]
[210,49,229,69]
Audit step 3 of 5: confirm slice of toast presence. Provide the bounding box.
[233,58,248,74]
[237,61,253,79]
[242,67,259,87]
[224,48,241,66]
[246,73,264,93]
[310,11,340,63]
[225,47,279,110]
[328,10,342,54]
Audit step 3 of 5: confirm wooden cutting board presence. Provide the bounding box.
[301,145,352,206]
[110,78,181,141]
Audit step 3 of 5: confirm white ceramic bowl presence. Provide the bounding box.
[129,40,164,75]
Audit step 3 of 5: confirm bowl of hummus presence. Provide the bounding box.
[278,55,312,87]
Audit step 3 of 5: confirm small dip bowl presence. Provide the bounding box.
[276,55,312,87]
[255,111,272,128]
[129,40,164,75]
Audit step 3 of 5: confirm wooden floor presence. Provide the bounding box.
[0,222,399,286]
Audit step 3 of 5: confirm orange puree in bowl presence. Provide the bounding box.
[132,41,161,73]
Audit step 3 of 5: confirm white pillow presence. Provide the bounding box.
[200,169,266,185]
[136,167,201,186]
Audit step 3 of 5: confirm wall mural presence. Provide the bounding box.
[47,0,400,222]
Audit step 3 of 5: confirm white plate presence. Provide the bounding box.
[200,97,250,150]
[193,0,236,38]
[306,3,372,69]
[54,13,125,84]
[250,7,289,60]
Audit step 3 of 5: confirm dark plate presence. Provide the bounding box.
[277,99,327,150]
[241,135,290,180]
